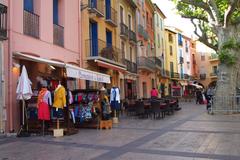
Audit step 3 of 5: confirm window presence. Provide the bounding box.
[160,19,163,30]
[168,33,173,42]
[24,0,34,12]
[178,33,183,46]
[185,41,189,52]
[170,62,174,74]
[158,34,160,48]
[150,18,153,29]
[130,47,133,62]
[201,55,205,61]
[120,6,124,23]
[128,14,132,30]
[170,45,173,56]
[213,66,218,74]
[157,15,159,27]
[121,41,125,59]
[53,0,59,24]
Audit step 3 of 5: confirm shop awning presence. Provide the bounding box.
[13,52,111,84]
[65,64,110,84]
[13,52,65,67]
[180,82,188,86]
[95,59,127,73]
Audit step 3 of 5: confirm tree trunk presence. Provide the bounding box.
[213,27,240,114]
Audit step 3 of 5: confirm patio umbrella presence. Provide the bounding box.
[16,65,33,132]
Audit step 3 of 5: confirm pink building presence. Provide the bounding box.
[1,0,82,133]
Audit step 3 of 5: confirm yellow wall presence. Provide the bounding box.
[164,29,178,73]
[81,0,119,65]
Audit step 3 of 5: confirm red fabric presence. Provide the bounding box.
[38,102,50,120]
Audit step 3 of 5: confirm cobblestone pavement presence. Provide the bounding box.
[1,102,240,160]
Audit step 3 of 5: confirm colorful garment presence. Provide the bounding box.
[53,85,66,109]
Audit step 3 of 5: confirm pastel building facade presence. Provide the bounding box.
[119,0,138,100]
[153,4,166,97]
[196,41,219,88]
[164,27,178,96]
[2,0,81,133]
[81,0,124,92]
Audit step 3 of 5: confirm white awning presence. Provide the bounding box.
[13,52,65,67]
[65,64,110,84]
[13,52,111,83]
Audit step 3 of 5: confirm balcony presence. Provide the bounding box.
[138,24,148,40]
[161,70,170,78]
[120,23,128,39]
[210,72,218,78]
[171,72,180,79]
[209,54,219,62]
[124,59,137,73]
[149,57,162,69]
[200,74,206,80]
[179,56,184,64]
[184,74,190,80]
[105,6,117,27]
[137,56,155,72]
[86,39,124,65]
[0,4,7,40]
[23,10,39,38]
[53,24,64,47]
[88,0,104,17]
[129,30,136,43]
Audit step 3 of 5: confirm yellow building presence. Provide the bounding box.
[81,0,125,90]
[153,4,166,97]
[119,0,137,100]
[164,27,179,96]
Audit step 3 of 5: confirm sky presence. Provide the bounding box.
[152,0,195,38]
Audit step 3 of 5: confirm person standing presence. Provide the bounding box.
[151,88,158,99]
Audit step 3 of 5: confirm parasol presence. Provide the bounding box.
[16,65,33,134]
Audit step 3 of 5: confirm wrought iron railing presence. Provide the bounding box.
[124,59,137,73]
[106,6,117,26]
[129,30,136,42]
[0,4,7,40]
[171,72,179,79]
[86,39,123,64]
[179,56,184,64]
[88,0,104,16]
[149,57,162,69]
[53,24,64,47]
[120,23,128,37]
[184,74,190,80]
[137,56,155,70]
[210,72,218,77]
[200,73,206,80]
[23,10,39,38]
[138,24,148,40]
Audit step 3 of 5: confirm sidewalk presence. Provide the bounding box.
[1,102,240,160]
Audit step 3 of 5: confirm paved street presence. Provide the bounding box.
[1,102,240,160]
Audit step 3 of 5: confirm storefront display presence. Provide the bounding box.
[14,52,112,136]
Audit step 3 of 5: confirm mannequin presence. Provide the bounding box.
[53,81,66,136]
[37,82,52,136]
[110,86,120,123]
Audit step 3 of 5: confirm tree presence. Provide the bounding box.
[173,0,240,113]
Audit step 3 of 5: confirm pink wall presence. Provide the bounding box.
[4,0,81,132]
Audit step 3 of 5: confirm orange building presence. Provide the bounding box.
[136,0,157,98]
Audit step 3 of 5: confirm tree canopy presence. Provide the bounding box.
[173,0,240,51]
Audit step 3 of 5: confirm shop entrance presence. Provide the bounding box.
[143,82,147,98]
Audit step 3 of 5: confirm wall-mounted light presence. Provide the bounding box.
[49,65,56,70]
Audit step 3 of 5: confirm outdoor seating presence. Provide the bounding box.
[150,100,165,119]
[135,101,147,118]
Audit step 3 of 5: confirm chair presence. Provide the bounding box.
[125,102,136,116]
[151,100,164,119]
[135,101,146,118]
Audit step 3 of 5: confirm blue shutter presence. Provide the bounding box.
[91,22,98,56]
[105,0,111,19]
[53,0,59,24]
[24,0,34,12]
[106,31,112,47]
[91,0,97,8]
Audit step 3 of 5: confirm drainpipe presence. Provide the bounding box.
[78,0,83,89]
[0,41,4,133]
[8,0,13,132]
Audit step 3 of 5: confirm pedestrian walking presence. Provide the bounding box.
[151,88,158,99]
